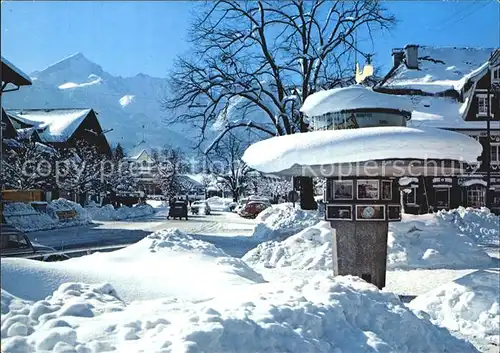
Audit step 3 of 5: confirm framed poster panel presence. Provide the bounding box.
[387,205,401,221]
[356,180,379,200]
[355,205,386,221]
[326,204,353,221]
[382,180,393,201]
[332,180,354,200]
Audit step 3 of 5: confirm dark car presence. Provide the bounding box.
[0,224,69,261]
[168,201,188,220]
[238,201,270,219]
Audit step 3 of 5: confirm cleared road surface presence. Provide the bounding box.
[28,210,259,257]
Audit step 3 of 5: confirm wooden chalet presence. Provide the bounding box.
[6,108,111,156]
[376,45,500,214]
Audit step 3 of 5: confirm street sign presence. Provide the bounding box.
[288,190,299,203]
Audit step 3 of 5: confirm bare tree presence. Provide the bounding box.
[1,140,56,190]
[151,146,185,199]
[56,141,106,205]
[251,174,292,202]
[163,0,395,209]
[207,132,251,202]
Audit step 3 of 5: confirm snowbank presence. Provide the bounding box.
[244,211,494,271]
[388,214,495,270]
[242,126,482,174]
[0,274,476,353]
[244,221,333,269]
[86,204,155,221]
[206,196,234,212]
[1,228,264,303]
[434,207,500,245]
[409,270,499,347]
[250,203,320,241]
[4,199,91,232]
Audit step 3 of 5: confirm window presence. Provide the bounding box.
[491,144,500,164]
[478,96,488,115]
[467,185,486,208]
[435,188,450,208]
[403,187,417,205]
[493,67,500,82]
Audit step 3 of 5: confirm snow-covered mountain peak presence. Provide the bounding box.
[31,52,107,87]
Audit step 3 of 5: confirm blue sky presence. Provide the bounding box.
[1,1,499,78]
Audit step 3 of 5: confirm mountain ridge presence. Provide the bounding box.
[3,53,200,156]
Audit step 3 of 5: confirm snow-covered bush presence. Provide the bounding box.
[251,203,320,241]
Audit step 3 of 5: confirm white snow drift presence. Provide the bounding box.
[1,273,477,352]
[410,270,499,346]
[242,126,482,174]
[85,204,155,221]
[250,203,320,241]
[244,210,494,271]
[3,199,91,232]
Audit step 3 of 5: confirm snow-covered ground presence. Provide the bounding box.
[245,207,497,271]
[2,205,498,352]
[410,270,499,349]
[1,228,478,353]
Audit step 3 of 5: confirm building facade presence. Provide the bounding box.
[376,45,500,214]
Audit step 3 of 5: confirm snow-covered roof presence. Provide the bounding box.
[407,96,500,130]
[7,108,92,143]
[242,126,482,174]
[381,46,494,94]
[1,56,32,86]
[127,149,151,161]
[301,85,413,117]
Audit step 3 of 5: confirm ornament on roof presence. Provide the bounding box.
[355,55,374,84]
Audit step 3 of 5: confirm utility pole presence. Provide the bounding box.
[486,67,492,209]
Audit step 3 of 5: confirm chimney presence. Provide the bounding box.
[392,48,404,68]
[404,44,419,69]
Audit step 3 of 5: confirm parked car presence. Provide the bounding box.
[0,224,69,261]
[190,201,211,215]
[168,201,188,220]
[238,201,270,219]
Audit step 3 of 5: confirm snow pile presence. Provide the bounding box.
[244,221,333,270]
[86,204,155,221]
[145,199,167,209]
[1,228,264,303]
[1,283,126,353]
[435,207,500,245]
[387,214,494,270]
[1,274,477,353]
[409,270,499,347]
[244,211,493,271]
[300,85,413,117]
[4,199,91,232]
[251,203,320,241]
[206,196,234,212]
[242,126,482,174]
[3,202,39,217]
